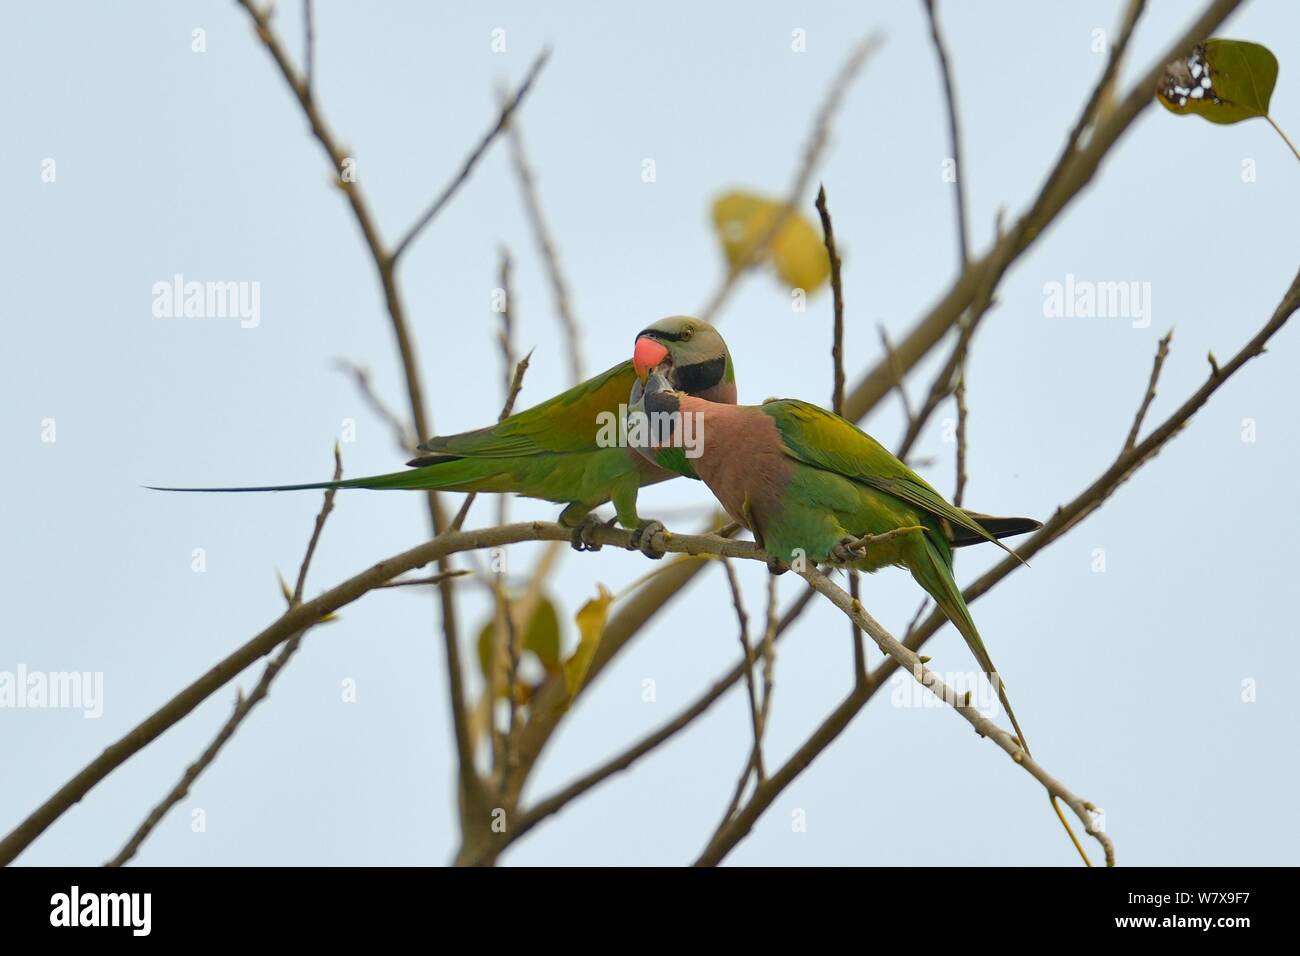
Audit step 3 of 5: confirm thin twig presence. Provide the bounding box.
[333,358,417,453]
[699,34,883,322]
[496,248,517,401]
[450,349,532,533]
[816,184,847,416]
[375,569,472,589]
[106,446,344,867]
[392,49,551,262]
[815,183,866,676]
[720,561,765,817]
[895,211,1004,462]
[489,252,527,786]
[878,325,916,426]
[232,0,477,820]
[303,0,315,98]
[502,94,583,385]
[903,596,931,641]
[953,366,969,507]
[759,573,779,739]
[921,0,969,266]
[1123,329,1173,452]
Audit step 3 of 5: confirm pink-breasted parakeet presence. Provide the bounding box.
[632,365,1040,751]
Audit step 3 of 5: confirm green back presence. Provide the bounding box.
[760,399,1004,553]
[422,361,638,458]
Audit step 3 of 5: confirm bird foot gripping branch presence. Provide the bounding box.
[629,519,668,559]
[566,515,668,559]
[829,535,865,565]
[569,514,615,553]
[829,526,929,566]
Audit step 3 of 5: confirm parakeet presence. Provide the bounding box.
[150,316,736,551]
[632,367,1040,749]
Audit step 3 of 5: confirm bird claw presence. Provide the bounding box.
[629,519,667,560]
[569,514,612,553]
[765,555,790,576]
[830,536,864,566]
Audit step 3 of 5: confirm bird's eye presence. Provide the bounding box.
[681,327,694,340]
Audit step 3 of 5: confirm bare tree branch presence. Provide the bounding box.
[920,0,969,266]
[696,564,1115,866]
[376,570,472,589]
[451,349,533,533]
[815,183,867,674]
[333,358,417,453]
[502,96,584,385]
[842,0,1232,425]
[953,366,969,507]
[303,0,315,97]
[392,49,551,262]
[878,325,916,431]
[232,0,481,822]
[816,184,847,416]
[105,445,344,867]
[1124,329,1173,452]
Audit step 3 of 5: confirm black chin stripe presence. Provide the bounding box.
[672,355,725,394]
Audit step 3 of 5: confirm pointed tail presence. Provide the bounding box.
[146,461,467,494]
[909,533,1095,865]
[908,533,1030,754]
[949,512,1043,549]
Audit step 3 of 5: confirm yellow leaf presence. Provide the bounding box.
[771,212,831,291]
[562,585,615,706]
[711,190,830,293]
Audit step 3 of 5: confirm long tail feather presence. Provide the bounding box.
[909,534,1030,753]
[950,512,1043,549]
[146,465,468,494]
[910,534,1093,865]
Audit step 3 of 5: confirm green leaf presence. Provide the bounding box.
[475,595,563,697]
[524,597,561,674]
[1157,39,1278,125]
[561,585,615,707]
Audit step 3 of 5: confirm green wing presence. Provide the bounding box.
[761,399,1008,553]
[414,361,636,460]
[152,360,665,526]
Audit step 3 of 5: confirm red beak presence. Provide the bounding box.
[633,336,669,382]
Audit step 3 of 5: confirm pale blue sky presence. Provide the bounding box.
[3,0,1298,865]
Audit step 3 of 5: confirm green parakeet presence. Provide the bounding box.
[150,316,736,547]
